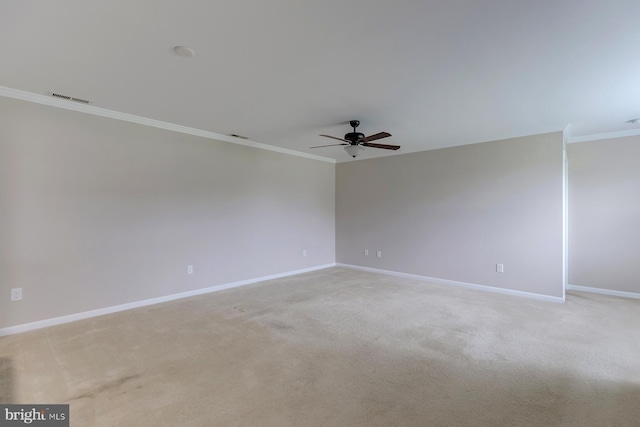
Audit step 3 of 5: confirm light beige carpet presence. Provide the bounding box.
[1,267,639,426]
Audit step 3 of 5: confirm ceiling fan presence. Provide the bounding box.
[311,120,400,158]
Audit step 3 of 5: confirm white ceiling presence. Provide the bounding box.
[2,0,640,162]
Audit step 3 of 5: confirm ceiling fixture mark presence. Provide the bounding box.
[229,134,248,139]
[173,46,195,58]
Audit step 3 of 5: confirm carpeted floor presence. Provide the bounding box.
[1,267,639,426]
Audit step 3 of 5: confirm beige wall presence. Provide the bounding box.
[0,97,335,328]
[336,132,564,298]
[568,136,640,293]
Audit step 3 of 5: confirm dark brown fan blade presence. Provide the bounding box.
[319,134,350,143]
[363,132,391,142]
[310,143,349,148]
[362,142,401,150]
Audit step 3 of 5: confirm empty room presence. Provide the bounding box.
[1,1,639,426]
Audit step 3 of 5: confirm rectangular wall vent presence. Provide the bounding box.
[50,92,91,104]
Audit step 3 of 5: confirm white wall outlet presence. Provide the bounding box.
[496,263,504,273]
[377,250,382,258]
[364,249,369,256]
[11,288,22,301]
[187,265,194,275]
[302,249,307,257]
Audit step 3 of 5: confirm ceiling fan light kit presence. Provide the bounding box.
[344,145,365,158]
[311,119,400,158]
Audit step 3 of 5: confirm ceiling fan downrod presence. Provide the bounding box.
[345,120,364,144]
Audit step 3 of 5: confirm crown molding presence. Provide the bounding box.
[0,86,335,164]
[567,128,640,144]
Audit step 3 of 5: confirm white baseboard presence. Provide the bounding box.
[0,263,336,337]
[336,263,565,303]
[567,284,640,300]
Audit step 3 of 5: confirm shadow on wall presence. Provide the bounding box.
[0,357,13,403]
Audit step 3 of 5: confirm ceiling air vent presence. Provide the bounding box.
[50,92,91,104]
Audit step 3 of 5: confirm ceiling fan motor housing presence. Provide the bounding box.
[344,132,365,144]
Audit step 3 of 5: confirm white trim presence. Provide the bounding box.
[0,263,336,337]
[567,284,640,300]
[567,128,640,144]
[337,264,565,303]
[0,86,335,164]
[562,127,569,300]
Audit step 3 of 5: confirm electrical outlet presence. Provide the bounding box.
[303,250,307,257]
[496,264,504,273]
[377,250,382,258]
[187,265,194,275]
[364,249,369,256]
[11,288,22,302]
